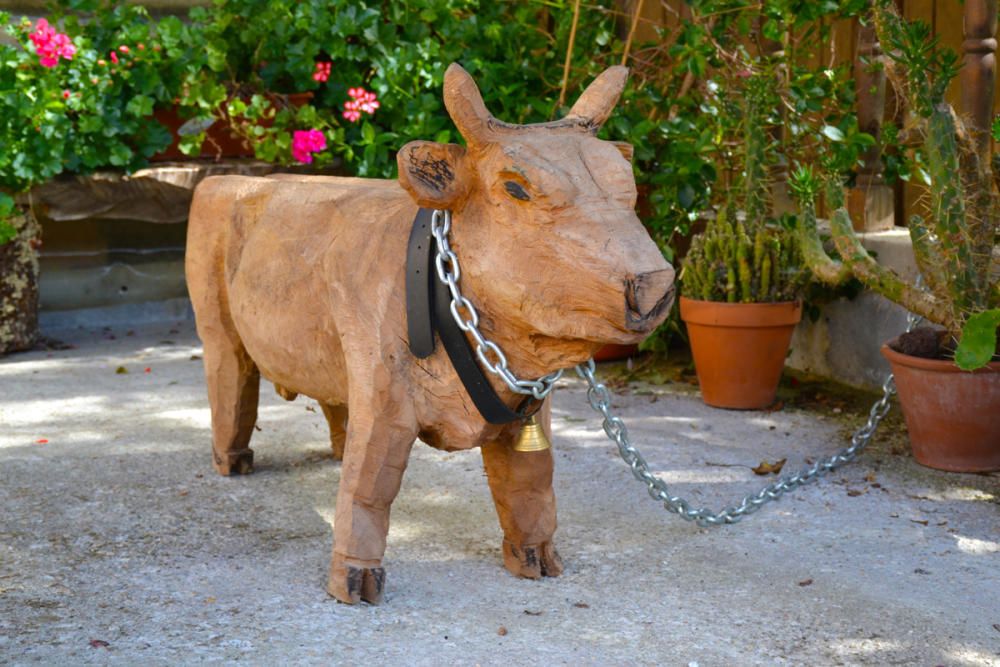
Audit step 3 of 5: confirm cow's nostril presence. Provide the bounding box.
[625,268,674,315]
[624,268,675,331]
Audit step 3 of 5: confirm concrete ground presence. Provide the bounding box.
[1,322,998,666]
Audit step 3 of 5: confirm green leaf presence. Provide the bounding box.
[955,309,1000,370]
[124,94,154,118]
[108,144,134,167]
[0,192,14,218]
[361,121,375,144]
[821,125,845,142]
[227,98,248,117]
[0,219,15,246]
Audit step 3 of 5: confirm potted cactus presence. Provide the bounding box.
[681,208,807,409]
[799,1,1000,471]
[680,74,808,409]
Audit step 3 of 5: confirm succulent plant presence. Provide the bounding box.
[682,72,807,304]
[797,0,1000,370]
[682,207,805,303]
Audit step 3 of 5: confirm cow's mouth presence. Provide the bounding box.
[625,283,675,333]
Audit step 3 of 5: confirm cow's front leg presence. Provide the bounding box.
[481,400,563,579]
[327,404,416,605]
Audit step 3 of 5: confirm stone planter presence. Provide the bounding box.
[0,209,41,355]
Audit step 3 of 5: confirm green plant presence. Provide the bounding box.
[799,0,1000,370]
[0,3,188,243]
[164,1,634,174]
[681,72,808,303]
[1,4,183,188]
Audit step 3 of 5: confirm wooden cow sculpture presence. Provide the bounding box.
[186,63,674,604]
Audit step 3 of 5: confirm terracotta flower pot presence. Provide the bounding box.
[593,343,639,362]
[680,296,802,409]
[881,341,1000,472]
[151,92,315,161]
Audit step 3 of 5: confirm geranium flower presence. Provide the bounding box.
[313,61,332,83]
[291,129,327,164]
[342,87,379,123]
[29,18,76,68]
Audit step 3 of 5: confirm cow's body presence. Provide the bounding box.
[187,175,526,453]
[187,64,674,604]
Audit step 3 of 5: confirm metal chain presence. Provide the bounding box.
[433,203,921,523]
[575,309,922,527]
[431,209,563,400]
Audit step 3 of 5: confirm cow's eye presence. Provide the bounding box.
[504,180,531,201]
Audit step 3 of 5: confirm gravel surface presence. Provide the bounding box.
[1,322,998,666]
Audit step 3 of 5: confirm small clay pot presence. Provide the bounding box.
[881,341,1000,472]
[593,343,639,362]
[680,296,802,409]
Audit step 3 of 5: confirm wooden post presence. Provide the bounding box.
[961,0,998,160]
[848,15,895,231]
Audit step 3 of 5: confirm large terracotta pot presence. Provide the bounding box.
[881,341,1000,472]
[680,296,802,409]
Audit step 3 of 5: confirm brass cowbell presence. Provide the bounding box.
[513,415,551,452]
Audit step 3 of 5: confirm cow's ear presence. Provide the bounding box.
[397,140,469,208]
[612,141,634,164]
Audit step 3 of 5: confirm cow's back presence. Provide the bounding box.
[187,174,416,405]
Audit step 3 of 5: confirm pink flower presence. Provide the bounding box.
[342,87,379,123]
[29,18,76,68]
[118,45,129,54]
[291,129,327,164]
[62,89,70,99]
[313,61,331,83]
[110,51,119,64]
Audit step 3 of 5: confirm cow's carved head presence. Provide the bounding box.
[398,63,674,372]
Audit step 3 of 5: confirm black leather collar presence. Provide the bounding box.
[405,208,538,424]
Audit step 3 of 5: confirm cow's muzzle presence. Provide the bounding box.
[624,268,675,332]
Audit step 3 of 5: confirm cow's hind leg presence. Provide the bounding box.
[320,403,348,461]
[202,333,260,476]
[481,399,563,579]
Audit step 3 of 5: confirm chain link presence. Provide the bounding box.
[575,309,922,527]
[431,209,563,400]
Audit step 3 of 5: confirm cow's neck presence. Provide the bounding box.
[447,203,577,389]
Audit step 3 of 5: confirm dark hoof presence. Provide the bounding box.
[328,560,385,605]
[213,448,254,476]
[502,540,563,579]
